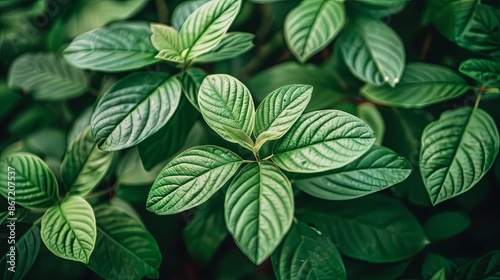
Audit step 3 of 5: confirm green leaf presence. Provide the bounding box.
[147,145,243,215]
[294,145,412,200]
[454,251,500,279]
[361,63,468,108]
[87,205,162,279]
[431,268,446,280]
[7,53,89,101]
[63,0,148,38]
[346,0,407,19]
[63,22,159,72]
[41,196,97,264]
[60,127,114,196]
[0,153,58,210]
[254,84,312,144]
[180,0,242,60]
[456,4,500,59]
[179,67,207,111]
[271,220,346,280]
[1,226,41,280]
[422,253,457,280]
[172,0,208,31]
[284,0,345,63]
[150,23,184,63]
[225,161,294,265]
[338,17,405,87]
[91,72,181,151]
[138,98,199,171]
[297,195,427,263]
[198,74,255,149]
[247,62,347,112]
[357,103,385,145]
[459,59,500,86]
[426,0,477,41]
[0,81,22,119]
[424,211,471,242]
[194,32,255,63]
[183,194,228,264]
[272,110,375,173]
[420,107,499,205]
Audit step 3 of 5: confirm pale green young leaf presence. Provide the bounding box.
[150,23,184,63]
[225,162,294,265]
[171,0,208,31]
[459,59,500,86]
[198,74,255,148]
[7,53,89,101]
[91,72,181,151]
[284,0,345,63]
[194,32,255,63]
[0,153,58,210]
[361,63,468,108]
[297,195,427,263]
[87,205,162,279]
[63,22,159,72]
[271,221,346,280]
[180,0,242,60]
[431,268,447,280]
[294,145,412,200]
[420,107,499,205]
[254,84,312,143]
[147,146,243,215]
[179,67,207,111]
[338,17,405,87]
[41,196,97,264]
[0,226,41,280]
[272,110,375,173]
[60,127,114,196]
[222,125,255,152]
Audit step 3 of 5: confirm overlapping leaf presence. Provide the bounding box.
[179,67,207,110]
[198,74,255,150]
[180,0,241,60]
[454,251,500,279]
[338,17,405,87]
[0,153,58,209]
[297,195,427,263]
[271,221,346,280]
[7,53,89,101]
[171,0,208,31]
[147,146,242,215]
[425,0,478,41]
[150,23,184,63]
[459,59,500,86]
[254,84,312,146]
[272,110,375,173]
[420,107,499,205]
[91,72,181,151]
[41,196,97,264]
[294,146,412,200]
[225,162,294,265]
[60,127,114,196]
[194,32,254,63]
[361,63,468,108]
[285,0,345,63]
[87,205,162,279]
[63,22,159,72]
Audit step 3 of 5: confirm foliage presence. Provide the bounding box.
[1,0,500,279]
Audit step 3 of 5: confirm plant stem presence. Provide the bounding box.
[155,0,169,24]
[472,84,486,113]
[262,154,273,161]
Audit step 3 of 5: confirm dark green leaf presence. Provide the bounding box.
[422,253,457,280]
[272,220,346,280]
[459,59,500,86]
[294,145,412,200]
[454,251,500,279]
[424,211,471,242]
[179,67,207,111]
[171,0,208,31]
[361,63,468,108]
[420,107,499,205]
[7,53,89,101]
[1,226,41,280]
[91,72,181,151]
